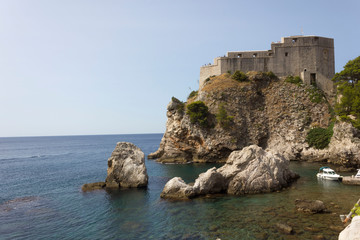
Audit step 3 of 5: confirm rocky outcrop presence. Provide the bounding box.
[161,145,299,199]
[82,142,148,191]
[339,216,360,240]
[149,73,332,164]
[81,182,106,191]
[272,122,360,169]
[105,142,148,188]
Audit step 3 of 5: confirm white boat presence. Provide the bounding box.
[316,167,341,181]
[355,169,360,178]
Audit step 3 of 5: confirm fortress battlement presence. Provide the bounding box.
[200,36,335,95]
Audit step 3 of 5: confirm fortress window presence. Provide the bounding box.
[237,54,242,58]
[292,38,297,43]
[285,52,288,57]
[252,53,257,58]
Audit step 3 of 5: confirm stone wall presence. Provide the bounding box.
[199,36,335,95]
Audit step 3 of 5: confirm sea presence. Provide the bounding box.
[0,134,359,240]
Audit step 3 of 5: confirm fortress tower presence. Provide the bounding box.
[200,36,335,95]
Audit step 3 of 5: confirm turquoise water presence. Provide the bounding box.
[0,134,359,239]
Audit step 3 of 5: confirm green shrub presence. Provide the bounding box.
[188,90,198,99]
[307,87,324,103]
[231,71,248,82]
[265,71,277,79]
[204,77,211,83]
[351,118,360,130]
[171,97,185,114]
[306,124,334,149]
[285,75,302,85]
[216,104,234,128]
[339,114,351,122]
[186,101,210,127]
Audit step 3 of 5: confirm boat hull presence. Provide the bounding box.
[316,173,340,181]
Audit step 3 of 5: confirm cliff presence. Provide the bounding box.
[149,72,360,168]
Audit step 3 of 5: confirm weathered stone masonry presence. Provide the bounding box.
[200,36,335,95]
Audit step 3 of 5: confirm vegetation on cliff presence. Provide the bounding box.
[186,101,211,128]
[231,71,248,82]
[306,123,334,149]
[216,103,234,129]
[333,56,360,129]
[285,75,302,85]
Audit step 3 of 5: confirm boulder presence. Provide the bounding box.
[160,177,194,199]
[339,215,360,240]
[276,223,293,234]
[295,199,326,213]
[221,146,299,195]
[105,142,148,188]
[161,145,299,199]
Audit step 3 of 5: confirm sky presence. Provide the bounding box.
[0,0,359,137]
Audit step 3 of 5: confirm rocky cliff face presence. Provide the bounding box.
[149,72,335,163]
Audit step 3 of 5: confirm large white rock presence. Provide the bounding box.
[160,177,194,199]
[105,142,148,188]
[220,146,298,195]
[161,145,298,199]
[339,216,360,240]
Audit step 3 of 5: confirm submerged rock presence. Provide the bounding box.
[105,142,148,188]
[81,182,106,191]
[161,145,299,199]
[295,199,326,213]
[276,223,293,234]
[339,215,360,240]
[82,142,148,191]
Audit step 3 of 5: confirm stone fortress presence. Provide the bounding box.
[200,36,335,95]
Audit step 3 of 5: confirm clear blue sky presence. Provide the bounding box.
[1,0,359,137]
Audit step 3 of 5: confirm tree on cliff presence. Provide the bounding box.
[186,101,210,128]
[333,56,360,85]
[333,56,360,128]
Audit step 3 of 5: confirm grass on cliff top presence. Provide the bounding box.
[201,73,249,92]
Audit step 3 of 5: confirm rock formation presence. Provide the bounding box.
[149,72,360,168]
[339,216,360,240]
[105,142,148,188]
[301,122,360,168]
[295,199,326,213]
[82,142,148,191]
[149,73,331,163]
[160,145,299,199]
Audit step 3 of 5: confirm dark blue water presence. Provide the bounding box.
[0,134,359,239]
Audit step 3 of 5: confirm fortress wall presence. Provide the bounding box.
[199,58,222,87]
[199,36,335,95]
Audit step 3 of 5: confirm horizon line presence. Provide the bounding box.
[0,132,164,138]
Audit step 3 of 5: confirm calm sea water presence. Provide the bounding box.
[0,134,359,240]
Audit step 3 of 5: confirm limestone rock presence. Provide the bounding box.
[105,142,148,188]
[339,215,360,240]
[295,199,326,213]
[160,177,194,199]
[149,74,333,164]
[221,146,299,195]
[160,145,299,199]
